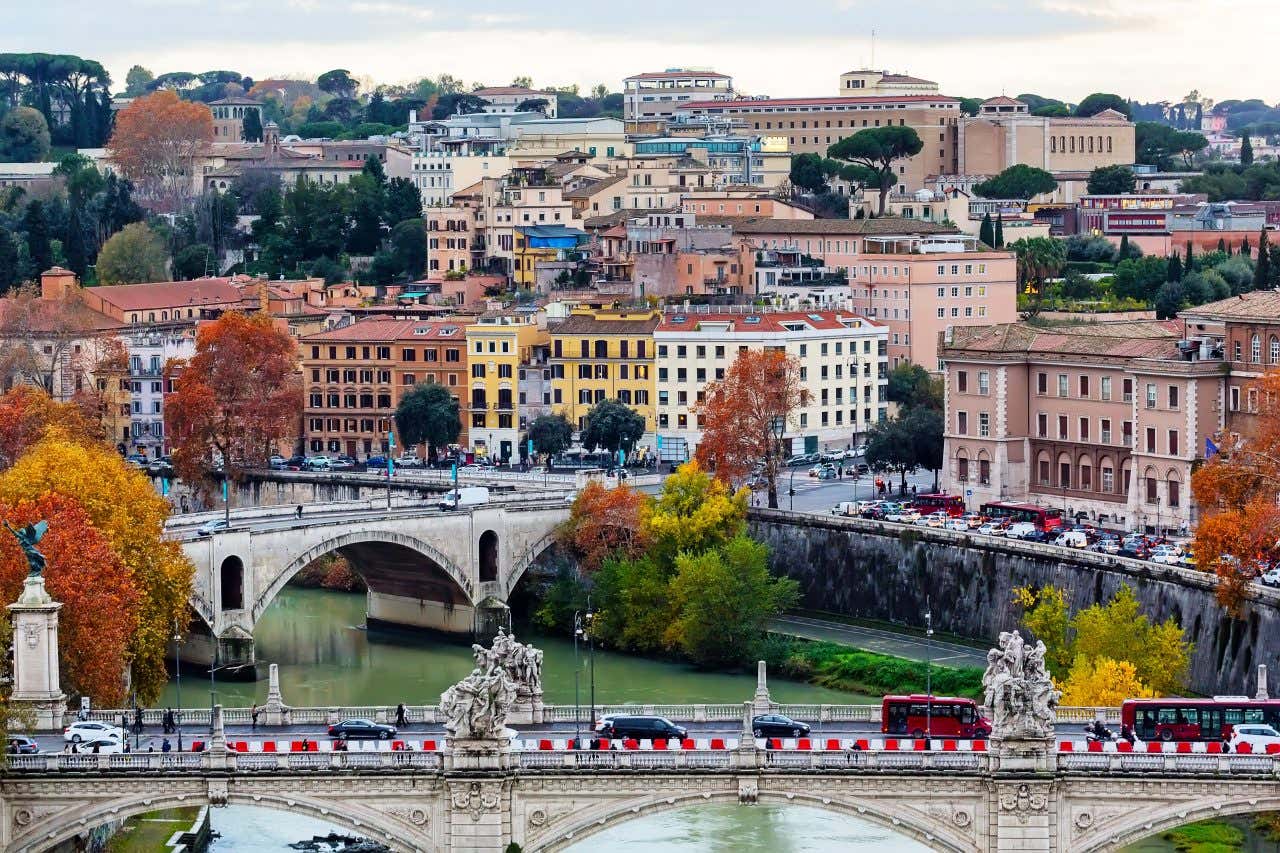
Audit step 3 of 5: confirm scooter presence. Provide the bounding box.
[1083,721,1115,743]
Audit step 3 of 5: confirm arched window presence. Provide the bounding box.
[1252,334,1262,363]
[1037,450,1052,485]
[1078,455,1093,490]
[1166,469,1182,508]
[1050,137,1057,153]
[977,449,991,485]
[1058,452,1073,489]
[1098,456,1115,493]
[478,530,499,583]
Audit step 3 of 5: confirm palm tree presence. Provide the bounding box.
[1010,237,1067,317]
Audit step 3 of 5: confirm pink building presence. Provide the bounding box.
[940,320,1225,534]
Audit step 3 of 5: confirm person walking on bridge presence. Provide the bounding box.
[396,703,407,728]
[295,505,303,519]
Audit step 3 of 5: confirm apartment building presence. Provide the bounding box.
[1181,291,1280,439]
[939,321,1225,534]
[838,70,940,96]
[465,312,548,461]
[654,307,888,460]
[427,207,478,275]
[452,167,585,277]
[845,234,1019,370]
[548,308,661,437]
[623,69,734,134]
[473,86,559,118]
[300,319,469,459]
[412,139,510,209]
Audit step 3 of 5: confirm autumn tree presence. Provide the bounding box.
[1059,657,1154,707]
[0,385,103,470]
[556,480,650,573]
[107,90,213,211]
[644,461,748,565]
[0,433,193,701]
[1192,369,1280,613]
[96,221,169,284]
[165,312,302,485]
[695,348,808,509]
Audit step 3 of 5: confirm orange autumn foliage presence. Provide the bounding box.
[107,90,213,210]
[1192,370,1280,614]
[0,385,104,469]
[0,494,139,705]
[558,481,651,573]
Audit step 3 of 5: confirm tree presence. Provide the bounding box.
[172,243,212,280]
[994,214,1004,248]
[107,90,213,211]
[0,432,194,703]
[644,461,748,565]
[389,219,427,280]
[527,413,572,468]
[886,362,942,412]
[1009,236,1067,311]
[1241,134,1254,166]
[1118,234,1131,261]
[394,383,461,462]
[788,152,829,195]
[903,406,944,491]
[558,480,651,573]
[316,69,358,100]
[165,312,302,484]
[665,535,799,669]
[1086,165,1136,195]
[0,385,102,470]
[1167,250,1183,283]
[124,65,153,97]
[972,165,1057,200]
[865,416,917,492]
[0,227,18,293]
[580,398,645,456]
[515,98,550,115]
[978,212,994,248]
[96,222,168,284]
[1112,255,1168,301]
[694,348,808,509]
[1074,93,1130,119]
[0,106,50,162]
[1060,657,1153,707]
[1185,240,1194,272]
[1255,230,1271,290]
[431,93,488,120]
[21,199,52,274]
[242,108,263,143]
[827,125,923,215]
[1154,281,1184,319]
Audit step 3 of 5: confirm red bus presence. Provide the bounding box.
[1121,697,1280,742]
[979,502,1065,531]
[881,695,992,739]
[911,493,966,517]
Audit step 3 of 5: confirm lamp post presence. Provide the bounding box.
[585,596,596,727]
[924,598,933,741]
[172,622,183,751]
[769,416,786,510]
[573,610,584,747]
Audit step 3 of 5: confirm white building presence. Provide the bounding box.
[654,306,888,460]
[125,325,197,456]
[473,87,559,118]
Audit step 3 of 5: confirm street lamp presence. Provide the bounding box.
[172,622,183,751]
[924,598,934,742]
[573,610,584,748]
[769,416,786,510]
[584,597,597,728]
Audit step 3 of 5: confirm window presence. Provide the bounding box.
[1168,385,1179,409]
[957,411,968,435]
[1145,427,1156,453]
[1123,421,1133,446]
[979,459,990,485]
[1058,415,1068,440]
[1146,476,1157,504]
[1102,467,1114,493]
[1145,383,1157,409]
[1057,374,1068,397]
[977,371,989,395]
[1123,378,1133,403]
[1079,417,1088,441]
[1168,429,1179,456]
[1037,413,1047,438]
[1234,341,1243,361]
[1079,375,1090,397]
[957,371,967,393]
[1038,459,1051,484]
[1101,418,1111,444]
[1059,462,1071,489]
[1037,373,1047,395]
[1230,386,1241,411]
[1272,337,1280,365]
[1100,376,1112,401]
[1252,334,1262,364]
[1168,478,1180,507]
[957,457,969,481]
[978,412,989,437]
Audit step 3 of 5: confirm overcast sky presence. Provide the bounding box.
[12,0,1278,104]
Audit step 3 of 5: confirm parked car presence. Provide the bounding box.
[330,455,357,471]
[859,506,888,520]
[1228,724,1280,751]
[397,454,423,468]
[960,514,986,530]
[831,502,859,517]
[146,459,173,476]
[1020,529,1050,543]
[1118,543,1150,560]
[365,456,389,469]
[595,715,687,741]
[124,454,148,468]
[327,719,397,740]
[751,714,811,739]
[945,518,970,532]
[284,455,306,471]
[977,523,1006,537]
[268,455,288,470]
[196,519,229,537]
[1148,545,1183,565]
[304,455,333,471]
[64,721,123,743]
[1260,568,1280,587]
[7,735,38,754]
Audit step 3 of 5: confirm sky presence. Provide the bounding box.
[11,0,1280,105]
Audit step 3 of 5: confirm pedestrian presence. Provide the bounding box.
[251,704,259,730]
[120,713,127,731]
[295,505,303,519]
[396,703,407,727]
[163,709,174,733]
[162,738,171,753]
[837,465,843,478]
[912,484,918,496]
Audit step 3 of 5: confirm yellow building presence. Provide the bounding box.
[549,308,661,437]
[465,312,548,461]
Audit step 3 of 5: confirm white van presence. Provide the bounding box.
[830,502,859,517]
[1053,530,1089,548]
[438,487,490,511]
[1007,522,1038,540]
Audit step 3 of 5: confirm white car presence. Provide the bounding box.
[977,523,1007,536]
[1006,522,1039,540]
[70,737,125,755]
[920,512,950,528]
[886,509,922,524]
[1228,724,1280,751]
[945,518,970,532]
[64,721,124,743]
[196,519,229,537]
[1260,568,1280,587]
[1149,545,1183,565]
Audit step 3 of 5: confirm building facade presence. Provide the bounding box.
[548,308,661,438]
[623,70,734,133]
[465,313,548,461]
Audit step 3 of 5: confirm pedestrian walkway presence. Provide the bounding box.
[769,615,988,668]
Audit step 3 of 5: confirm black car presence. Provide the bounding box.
[7,735,37,754]
[595,715,687,741]
[860,507,887,520]
[751,714,811,738]
[327,719,397,740]
[1118,544,1149,560]
[1019,529,1050,543]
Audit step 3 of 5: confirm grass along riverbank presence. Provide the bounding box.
[761,636,985,700]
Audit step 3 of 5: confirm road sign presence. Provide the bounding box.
[966,489,973,497]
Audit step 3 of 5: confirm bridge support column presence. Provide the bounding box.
[366,590,475,636]
[7,576,67,731]
[445,737,513,852]
[988,735,1056,852]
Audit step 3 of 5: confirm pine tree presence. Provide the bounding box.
[979,212,994,247]
[1168,250,1183,283]
[1241,134,1254,166]
[994,214,1005,248]
[1255,230,1270,290]
[1118,234,1130,260]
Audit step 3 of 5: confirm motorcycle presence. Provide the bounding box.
[1083,721,1115,743]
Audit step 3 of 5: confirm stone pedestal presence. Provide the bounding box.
[751,660,772,715]
[7,576,67,731]
[444,736,515,772]
[506,691,545,726]
[988,735,1057,774]
[259,663,290,726]
[1256,664,1269,700]
[991,779,1054,852]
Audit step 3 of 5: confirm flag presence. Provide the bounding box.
[1205,436,1219,458]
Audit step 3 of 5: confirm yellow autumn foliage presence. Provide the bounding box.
[1060,656,1155,707]
[0,432,194,703]
[642,461,749,562]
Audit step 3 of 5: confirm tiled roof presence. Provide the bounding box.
[878,73,937,85]
[679,94,959,111]
[301,318,466,342]
[696,216,959,236]
[1180,291,1280,323]
[0,297,122,334]
[91,278,243,312]
[657,310,883,333]
[943,321,1183,359]
[550,314,661,336]
[563,174,626,199]
[981,96,1026,106]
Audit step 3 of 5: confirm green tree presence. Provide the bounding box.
[994,214,1004,248]
[666,535,799,669]
[827,125,923,214]
[124,65,153,97]
[1009,236,1066,309]
[1167,250,1183,283]
[316,68,358,100]
[96,222,168,284]
[644,461,747,565]
[389,219,427,280]
[1112,255,1168,301]
[1255,230,1271,290]
[1086,165,1136,195]
[580,398,645,456]
[172,243,213,280]
[903,406,944,491]
[63,207,88,279]
[346,160,388,255]
[21,199,52,274]
[972,164,1057,199]
[0,107,51,162]
[242,109,263,142]
[394,383,461,461]
[1118,234,1130,261]
[1154,281,1184,319]
[1074,93,1130,119]
[978,212,994,247]
[1136,122,1208,170]
[0,227,19,292]
[886,362,942,411]
[788,152,828,194]
[865,416,917,492]
[527,412,573,467]
[1240,134,1254,166]
[386,176,423,225]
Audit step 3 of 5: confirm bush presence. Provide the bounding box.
[1064,235,1117,264]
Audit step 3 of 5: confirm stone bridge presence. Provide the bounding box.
[7,739,1280,853]
[169,495,569,667]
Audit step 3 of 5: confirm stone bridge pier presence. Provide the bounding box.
[174,501,567,671]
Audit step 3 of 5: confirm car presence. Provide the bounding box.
[816,467,838,481]
[268,455,288,470]
[1118,543,1149,560]
[859,507,887,520]
[196,519,229,537]
[595,715,688,741]
[7,735,38,754]
[64,721,123,743]
[886,509,922,524]
[72,737,125,754]
[959,514,986,530]
[1053,531,1089,549]
[1229,724,1280,751]
[977,523,1006,536]
[365,456,389,469]
[284,455,306,470]
[751,714,811,739]
[1260,568,1280,587]
[945,518,970,532]
[921,512,950,529]
[124,454,148,468]
[146,459,173,476]
[327,719,397,740]
[1020,529,1050,543]
[305,455,333,471]
[1006,522,1038,540]
[1149,545,1183,565]
[438,487,490,511]
[808,464,835,478]
[397,453,423,468]
[831,502,859,517]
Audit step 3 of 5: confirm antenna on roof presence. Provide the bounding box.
[870,29,877,70]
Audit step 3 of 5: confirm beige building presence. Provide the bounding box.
[474,86,559,118]
[465,312,548,461]
[623,69,734,134]
[210,96,263,142]
[959,97,1135,175]
[838,70,940,96]
[940,320,1224,533]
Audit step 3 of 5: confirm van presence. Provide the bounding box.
[830,502,858,517]
[437,486,490,511]
[1007,522,1038,540]
[1053,530,1089,548]
[595,715,688,741]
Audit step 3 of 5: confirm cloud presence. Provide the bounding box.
[350,0,434,18]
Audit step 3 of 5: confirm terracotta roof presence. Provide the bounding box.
[981,96,1026,106]
[91,278,243,313]
[878,73,937,85]
[678,94,959,111]
[550,314,661,336]
[695,216,959,236]
[942,321,1183,360]
[657,310,883,333]
[1180,291,1280,323]
[0,297,122,335]
[301,318,467,342]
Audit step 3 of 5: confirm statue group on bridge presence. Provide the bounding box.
[982,630,1060,740]
[440,628,544,740]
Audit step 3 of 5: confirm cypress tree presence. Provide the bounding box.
[64,208,88,279]
[994,213,1005,248]
[1226,241,1233,257]
[1241,134,1254,166]
[1168,250,1183,283]
[0,227,18,293]
[1242,236,1252,258]
[979,212,994,247]
[22,200,52,274]
[1185,240,1194,271]
[1217,237,1226,254]
[1255,230,1270,290]
[1118,234,1130,260]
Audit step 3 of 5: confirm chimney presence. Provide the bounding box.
[40,267,79,300]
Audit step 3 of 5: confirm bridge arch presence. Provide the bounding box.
[1074,791,1280,852]
[525,788,974,853]
[10,787,438,853]
[502,531,558,599]
[253,528,475,624]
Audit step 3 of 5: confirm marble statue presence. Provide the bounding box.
[480,627,544,697]
[982,630,1060,739]
[440,629,546,739]
[4,520,48,578]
